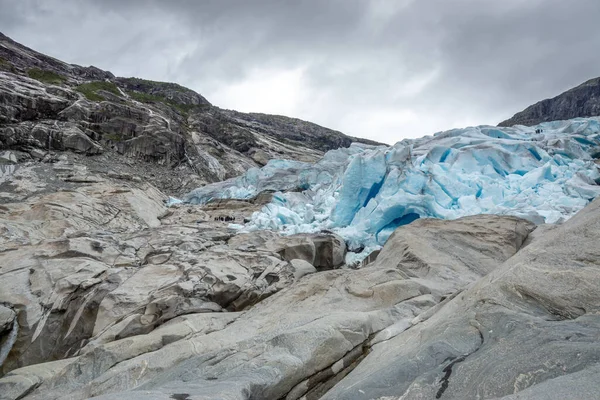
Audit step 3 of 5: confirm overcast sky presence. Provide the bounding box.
[2,0,600,144]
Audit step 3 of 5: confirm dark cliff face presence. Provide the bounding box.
[0,32,382,195]
[499,77,600,127]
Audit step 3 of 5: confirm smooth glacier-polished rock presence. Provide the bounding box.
[322,198,600,400]
[0,211,534,400]
[0,164,307,378]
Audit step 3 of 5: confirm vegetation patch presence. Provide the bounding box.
[0,57,16,73]
[103,133,125,142]
[127,90,206,115]
[120,77,192,93]
[76,81,122,102]
[27,68,67,84]
[171,102,206,115]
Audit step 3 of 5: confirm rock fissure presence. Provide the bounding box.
[282,336,373,400]
[435,354,468,399]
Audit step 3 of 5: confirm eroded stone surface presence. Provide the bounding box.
[323,199,600,400]
[3,29,599,400]
[0,205,534,400]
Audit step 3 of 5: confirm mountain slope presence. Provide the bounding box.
[499,77,600,127]
[0,32,379,196]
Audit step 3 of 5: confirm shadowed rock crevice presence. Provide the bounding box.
[283,335,374,400]
[435,355,467,399]
[0,305,17,368]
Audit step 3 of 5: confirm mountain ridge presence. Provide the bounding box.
[0,32,380,196]
[499,76,600,127]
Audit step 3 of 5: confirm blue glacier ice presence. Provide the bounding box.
[183,117,600,263]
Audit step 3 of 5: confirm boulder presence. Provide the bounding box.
[372,214,535,292]
[274,235,316,264]
[227,231,346,269]
[0,151,17,164]
[289,259,317,280]
[309,233,347,269]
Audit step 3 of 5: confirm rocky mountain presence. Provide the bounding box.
[2,32,600,400]
[0,32,379,196]
[499,77,600,127]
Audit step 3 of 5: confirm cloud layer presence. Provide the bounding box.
[2,0,600,143]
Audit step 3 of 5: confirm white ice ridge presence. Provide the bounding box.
[183,117,600,263]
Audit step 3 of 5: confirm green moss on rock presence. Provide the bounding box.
[126,89,207,115]
[27,68,67,84]
[76,81,122,102]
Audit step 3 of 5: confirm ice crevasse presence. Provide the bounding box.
[182,117,600,263]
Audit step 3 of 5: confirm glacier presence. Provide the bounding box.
[183,117,600,264]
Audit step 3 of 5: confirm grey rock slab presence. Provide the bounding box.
[488,363,600,400]
[0,151,17,164]
[323,198,600,400]
[371,214,534,293]
[0,175,300,375]
[0,359,75,400]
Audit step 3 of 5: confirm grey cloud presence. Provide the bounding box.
[2,0,600,143]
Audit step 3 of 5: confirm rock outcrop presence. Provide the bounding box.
[0,31,380,196]
[324,197,600,400]
[2,138,600,400]
[499,77,600,127]
[0,161,350,380]
[4,156,600,400]
[0,161,540,399]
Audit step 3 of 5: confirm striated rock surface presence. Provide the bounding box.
[0,160,348,381]
[4,159,600,400]
[1,142,600,400]
[499,77,600,127]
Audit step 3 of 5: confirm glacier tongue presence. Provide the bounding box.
[183,117,600,263]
